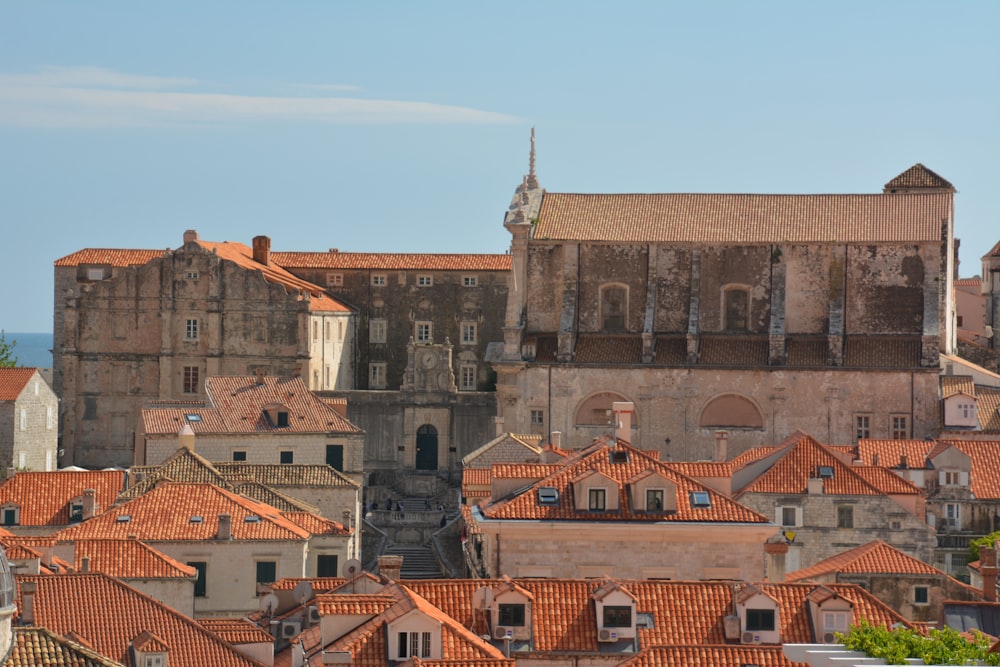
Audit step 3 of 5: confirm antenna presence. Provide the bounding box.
[292,581,313,606]
[471,585,494,612]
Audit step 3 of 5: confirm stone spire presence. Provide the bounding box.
[526,127,539,189]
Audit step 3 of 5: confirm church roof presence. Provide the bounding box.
[883,163,955,191]
[271,251,512,271]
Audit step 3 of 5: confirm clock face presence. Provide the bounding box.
[419,351,438,369]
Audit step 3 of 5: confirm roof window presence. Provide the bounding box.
[609,451,629,464]
[190,515,203,524]
[689,491,711,508]
[538,487,559,505]
[817,466,834,479]
[184,413,202,422]
[245,515,262,523]
[116,515,131,523]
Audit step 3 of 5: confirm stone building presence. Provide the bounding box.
[0,368,58,472]
[491,160,957,460]
[54,231,355,468]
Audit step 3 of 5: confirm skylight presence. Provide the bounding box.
[689,491,711,508]
[116,515,131,523]
[244,515,262,523]
[538,487,559,505]
[190,515,203,523]
[817,465,834,479]
[184,414,202,422]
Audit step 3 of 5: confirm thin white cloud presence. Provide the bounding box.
[0,66,518,128]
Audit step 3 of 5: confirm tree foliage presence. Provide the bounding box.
[969,531,1000,563]
[0,330,17,368]
[839,618,1000,665]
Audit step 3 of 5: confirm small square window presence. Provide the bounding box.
[371,274,386,286]
[746,608,775,632]
[914,586,929,605]
[603,605,632,628]
[837,505,854,529]
[185,271,199,280]
[417,274,433,287]
[498,603,525,626]
[463,275,478,287]
[327,273,343,287]
[279,451,294,465]
[232,451,247,462]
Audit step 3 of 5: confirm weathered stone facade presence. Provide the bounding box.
[491,163,957,459]
[0,369,58,472]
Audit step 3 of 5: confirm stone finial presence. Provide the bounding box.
[527,127,538,189]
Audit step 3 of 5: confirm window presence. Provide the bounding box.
[646,489,664,511]
[463,275,478,287]
[86,267,105,280]
[185,271,199,280]
[460,365,476,391]
[312,321,319,340]
[890,519,902,530]
[943,471,962,486]
[19,409,26,431]
[588,488,606,511]
[46,406,53,429]
[370,319,387,343]
[855,414,871,441]
[498,603,526,626]
[530,409,544,425]
[603,606,632,628]
[690,491,711,508]
[817,466,834,479]
[914,586,929,605]
[317,554,339,577]
[945,503,960,528]
[723,287,749,331]
[461,321,477,344]
[232,451,247,462]
[69,503,84,523]
[189,561,207,597]
[326,444,344,471]
[417,274,433,287]
[185,318,198,340]
[891,415,909,439]
[370,363,387,389]
[371,274,386,286]
[184,413,201,423]
[823,611,850,634]
[183,366,200,394]
[601,285,627,331]
[276,411,289,428]
[779,506,801,527]
[2,507,19,526]
[957,315,964,327]
[144,655,165,667]
[415,321,432,343]
[397,632,431,659]
[280,451,294,465]
[837,505,854,529]
[327,273,343,287]
[960,402,974,419]
[256,561,277,591]
[745,609,775,632]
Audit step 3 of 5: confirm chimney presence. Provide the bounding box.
[764,538,789,583]
[807,477,824,495]
[981,543,998,603]
[218,514,232,541]
[252,235,271,265]
[255,368,266,386]
[183,230,199,244]
[612,402,634,444]
[550,431,562,448]
[714,430,729,462]
[20,581,35,626]
[178,424,195,451]
[494,416,505,437]
[82,488,97,520]
[378,555,403,582]
[80,556,90,573]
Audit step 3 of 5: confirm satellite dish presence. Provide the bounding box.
[292,581,313,605]
[342,558,362,579]
[471,586,494,611]
[258,592,279,615]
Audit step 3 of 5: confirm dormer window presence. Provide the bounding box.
[264,403,292,428]
[69,502,84,523]
[276,411,289,428]
[1,504,20,526]
[588,489,606,512]
[498,603,525,626]
[603,606,632,627]
[397,632,431,659]
[609,451,629,464]
[646,489,664,511]
[745,609,775,632]
[592,580,637,642]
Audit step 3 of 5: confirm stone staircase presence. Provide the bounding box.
[382,544,443,579]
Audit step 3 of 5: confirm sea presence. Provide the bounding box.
[3,332,53,369]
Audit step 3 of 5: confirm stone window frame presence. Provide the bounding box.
[854,413,872,442]
[720,283,751,332]
[279,450,294,464]
[182,366,200,394]
[370,363,387,389]
[326,272,344,287]
[890,414,910,439]
[371,274,386,286]
[1,504,20,526]
[370,319,387,344]
[836,504,854,529]
[599,282,629,332]
[777,505,802,528]
[184,318,199,340]
[415,321,432,343]
[588,488,607,511]
[416,274,433,287]
[459,365,476,391]
[462,275,478,287]
[461,321,477,345]
[913,585,930,606]
[530,409,544,425]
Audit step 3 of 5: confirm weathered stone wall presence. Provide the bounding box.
[784,245,832,334]
[846,245,926,334]
[652,247,692,333]
[577,245,649,333]
[525,245,564,333]
[1,374,58,472]
[698,246,772,333]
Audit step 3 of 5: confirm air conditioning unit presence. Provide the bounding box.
[493,626,514,640]
[308,605,321,624]
[597,629,618,642]
[741,631,760,645]
[282,619,302,638]
[822,631,837,644]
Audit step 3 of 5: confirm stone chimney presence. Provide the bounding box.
[612,402,634,444]
[255,368,266,386]
[378,555,403,582]
[183,230,199,244]
[764,537,789,583]
[981,543,998,603]
[81,488,97,520]
[20,581,35,626]
[494,416,505,437]
[714,430,729,462]
[80,556,90,573]
[807,476,824,495]
[252,235,271,265]
[178,424,195,451]
[218,514,232,541]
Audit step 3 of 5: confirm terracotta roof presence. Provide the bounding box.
[652,336,687,365]
[489,464,563,480]
[404,660,513,667]
[937,440,1000,499]
[230,481,323,513]
[122,448,231,500]
[617,645,793,667]
[975,386,1000,433]
[16,573,266,666]
[271,251,511,272]
[6,626,125,667]
[697,335,769,366]
[461,469,492,496]
[734,432,922,497]
[786,336,829,367]
[573,335,643,364]
[269,576,345,592]
[843,336,922,368]
[70,538,198,579]
[532,191,952,244]
[855,439,935,469]
[941,375,976,398]
[480,441,768,523]
[0,368,41,401]
[59,482,316,542]
[314,592,397,616]
[53,248,166,267]
[664,461,733,478]
[787,540,948,581]
[462,433,543,468]
[955,276,982,287]
[280,511,349,536]
[142,375,362,436]
[198,618,275,645]
[0,471,126,526]
[884,164,954,191]
[521,335,557,363]
[214,462,358,488]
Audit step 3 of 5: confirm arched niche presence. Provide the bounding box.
[699,393,764,429]
[574,391,638,427]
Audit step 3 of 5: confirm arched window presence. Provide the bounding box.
[699,394,764,429]
[722,285,750,331]
[601,284,628,332]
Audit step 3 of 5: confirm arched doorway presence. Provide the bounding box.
[415,424,439,471]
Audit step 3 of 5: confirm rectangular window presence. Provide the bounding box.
[185,318,198,340]
[961,402,974,419]
[255,561,277,591]
[460,365,476,391]
[86,267,105,280]
[46,406,53,429]
[69,503,83,523]
[398,633,408,659]
[914,586,929,605]
[317,554,339,577]
[232,451,247,462]
[498,603,526,626]
[646,489,664,511]
[19,409,26,431]
[371,274,386,286]
[943,471,961,486]
[370,363,387,389]
[369,319,387,343]
[588,488,606,511]
[603,606,632,628]
[823,611,850,633]
[530,409,544,425]
[945,503,960,528]
[279,450,294,465]
[463,275,478,287]
[183,366,200,394]
[2,509,16,526]
[185,271,199,280]
[416,274,432,287]
[189,561,207,597]
[780,506,800,527]
[957,315,964,327]
[836,505,854,529]
[326,273,343,287]
[746,608,775,632]
[415,321,432,343]
[276,411,289,428]
[461,322,477,345]
[891,415,909,439]
[421,632,431,658]
[855,414,871,442]
[326,444,344,472]
[312,321,319,340]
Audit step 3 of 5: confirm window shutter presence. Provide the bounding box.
[960,471,969,486]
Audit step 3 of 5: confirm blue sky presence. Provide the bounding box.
[2,1,998,333]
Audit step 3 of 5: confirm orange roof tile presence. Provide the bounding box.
[7,626,125,667]
[975,387,1000,433]
[942,375,976,398]
[955,276,982,287]
[698,335,769,366]
[938,440,1000,499]
[787,540,948,581]
[0,368,42,401]
[271,252,511,272]
[70,538,197,579]
[314,593,397,616]
[664,461,733,478]
[461,469,492,497]
[0,470,126,526]
[280,512,350,536]
[843,336,923,368]
[573,335,643,364]
[198,618,275,645]
[618,645,793,667]
[532,191,951,244]
[53,248,167,267]
[856,439,935,468]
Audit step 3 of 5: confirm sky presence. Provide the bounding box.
[1,1,998,333]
